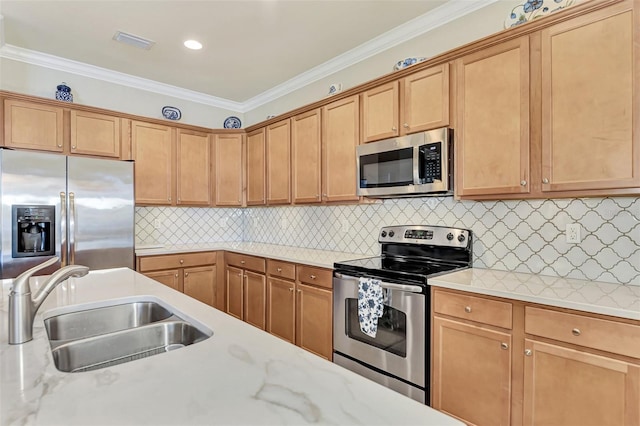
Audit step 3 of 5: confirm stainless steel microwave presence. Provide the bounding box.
[356,128,453,198]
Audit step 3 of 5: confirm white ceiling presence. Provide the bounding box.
[0,1,489,109]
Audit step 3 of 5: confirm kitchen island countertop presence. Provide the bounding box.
[0,268,462,426]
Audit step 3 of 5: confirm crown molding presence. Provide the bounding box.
[0,0,497,113]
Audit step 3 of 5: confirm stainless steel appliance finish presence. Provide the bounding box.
[0,149,135,278]
[356,128,452,198]
[333,225,472,404]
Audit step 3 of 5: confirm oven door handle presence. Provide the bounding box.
[334,273,423,293]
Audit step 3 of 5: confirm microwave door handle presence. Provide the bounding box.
[334,273,422,294]
[413,145,421,184]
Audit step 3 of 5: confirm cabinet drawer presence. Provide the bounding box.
[434,290,512,330]
[267,260,296,280]
[297,265,332,289]
[226,252,266,273]
[525,307,640,359]
[138,251,216,272]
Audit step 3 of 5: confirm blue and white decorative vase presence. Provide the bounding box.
[55,82,73,102]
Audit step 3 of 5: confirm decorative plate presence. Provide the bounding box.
[504,0,585,29]
[162,106,181,121]
[393,57,427,71]
[223,116,242,129]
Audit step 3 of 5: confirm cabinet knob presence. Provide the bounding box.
[175,273,179,278]
[391,126,397,131]
[180,259,184,264]
[277,267,282,272]
[72,145,76,149]
[168,197,172,201]
[185,272,189,277]
[501,343,509,350]
[542,178,549,184]
[403,123,409,128]
[572,328,581,336]
[525,349,532,356]
[57,144,63,148]
[464,306,472,313]
[297,289,302,293]
[178,198,181,202]
[241,260,245,264]
[289,288,294,292]
[520,180,527,186]
[310,275,316,280]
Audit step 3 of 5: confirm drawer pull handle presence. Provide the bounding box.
[572,328,581,336]
[525,349,532,356]
[464,306,472,313]
[277,268,282,272]
[310,275,316,279]
[501,343,509,350]
[241,260,245,264]
[180,259,184,264]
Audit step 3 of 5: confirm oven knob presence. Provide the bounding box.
[458,234,466,243]
[389,231,395,237]
[446,233,454,241]
[381,231,387,237]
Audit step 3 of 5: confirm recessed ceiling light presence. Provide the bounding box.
[184,40,203,50]
[113,30,155,50]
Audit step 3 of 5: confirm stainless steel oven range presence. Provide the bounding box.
[333,225,472,404]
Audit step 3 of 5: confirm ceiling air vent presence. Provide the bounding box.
[112,31,155,50]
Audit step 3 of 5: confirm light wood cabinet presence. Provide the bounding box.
[225,253,267,330]
[246,128,266,205]
[70,110,121,158]
[322,95,360,203]
[131,120,175,205]
[214,133,244,206]
[291,109,322,204]
[176,129,212,206]
[540,1,639,193]
[361,81,399,143]
[267,276,296,343]
[266,120,291,205]
[455,36,531,197]
[3,99,64,152]
[296,282,332,360]
[137,251,222,309]
[432,290,513,426]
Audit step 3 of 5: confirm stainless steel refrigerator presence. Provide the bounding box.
[0,149,134,279]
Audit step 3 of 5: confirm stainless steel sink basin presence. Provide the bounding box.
[45,301,173,341]
[43,299,212,373]
[51,321,209,373]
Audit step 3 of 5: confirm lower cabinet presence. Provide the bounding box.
[225,252,267,330]
[136,251,222,309]
[432,288,640,426]
[266,260,333,360]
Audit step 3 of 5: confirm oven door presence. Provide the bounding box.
[333,272,426,389]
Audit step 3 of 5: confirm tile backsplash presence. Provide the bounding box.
[137,197,640,286]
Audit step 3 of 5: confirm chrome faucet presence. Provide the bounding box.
[8,257,89,344]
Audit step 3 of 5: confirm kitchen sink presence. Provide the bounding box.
[43,299,212,373]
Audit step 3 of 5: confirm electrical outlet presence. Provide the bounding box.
[565,223,581,243]
[153,219,163,229]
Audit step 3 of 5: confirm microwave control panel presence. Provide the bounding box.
[419,142,442,183]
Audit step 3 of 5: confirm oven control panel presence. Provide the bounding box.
[379,225,470,248]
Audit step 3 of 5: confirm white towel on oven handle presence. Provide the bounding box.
[358,277,384,337]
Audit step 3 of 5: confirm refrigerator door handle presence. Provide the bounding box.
[69,192,76,265]
[60,192,67,267]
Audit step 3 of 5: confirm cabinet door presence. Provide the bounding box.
[184,265,216,306]
[131,120,174,205]
[541,2,639,192]
[70,110,121,158]
[214,133,244,206]
[361,81,399,143]
[523,339,640,426]
[432,317,512,426]
[246,128,266,206]
[321,95,360,203]
[291,109,322,204]
[296,283,332,360]
[4,100,64,152]
[456,36,530,197]
[176,129,212,206]
[267,276,295,343]
[244,271,267,330]
[401,64,449,134]
[225,266,244,320]
[144,269,183,292]
[266,120,291,205]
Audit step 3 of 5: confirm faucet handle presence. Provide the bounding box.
[11,257,59,295]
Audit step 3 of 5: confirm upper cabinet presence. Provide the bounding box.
[176,129,212,206]
[246,128,266,206]
[455,37,531,197]
[4,99,64,153]
[456,0,639,199]
[291,109,322,204]
[540,1,639,193]
[70,110,121,158]
[131,120,175,205]
[214,133,244,207]
[361,63,450,143]
[266,120,292,205]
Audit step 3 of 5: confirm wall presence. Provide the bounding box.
[137,196,640,286]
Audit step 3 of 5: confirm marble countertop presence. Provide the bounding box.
[135,242,371,269]
[430,268,640,320]
[0,268,462,426]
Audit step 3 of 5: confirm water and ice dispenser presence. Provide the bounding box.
[12,205,55,258]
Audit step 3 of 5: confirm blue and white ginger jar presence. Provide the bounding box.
[55,82,73,103]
